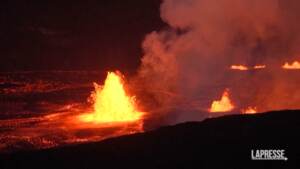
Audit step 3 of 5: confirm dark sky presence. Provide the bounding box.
[0,0,164,72]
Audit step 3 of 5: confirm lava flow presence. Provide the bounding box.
[209,89,235,113]
[0,71,145,152]
[230,65,248,71]
[253,65,266,69]
[79,71,143,124]
[282,61,300,69]
[231,64,266,70]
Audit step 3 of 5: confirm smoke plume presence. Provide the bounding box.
[135,0,300,126]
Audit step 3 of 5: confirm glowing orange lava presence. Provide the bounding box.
[253,65,266,69]
[230,65,249,71]
[282,61,300,69]
[242,107,257,114]
[209,89,235,112]
[79,71,143,123]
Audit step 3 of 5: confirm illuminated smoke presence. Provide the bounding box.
[136,0,300,125]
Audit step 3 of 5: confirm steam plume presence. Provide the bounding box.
[136,0,300,125]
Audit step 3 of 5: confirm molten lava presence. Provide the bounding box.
[209,89,235,112]
[80,71,143,123]
[231,64,266,70]
[230,65,249,71]
[242,107,257,114]
[253,65,266,69]
[282,61,300,69]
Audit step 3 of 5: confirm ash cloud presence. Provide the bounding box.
[135,0,300,126]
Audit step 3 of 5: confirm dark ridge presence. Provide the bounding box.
[1,110,299,169]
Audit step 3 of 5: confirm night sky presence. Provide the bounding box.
[0,0,164,72]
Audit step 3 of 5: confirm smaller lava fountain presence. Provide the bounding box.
[242,107,257,114]
[282,61,300,70]
[79,71,143,123]
[209,89,235,113]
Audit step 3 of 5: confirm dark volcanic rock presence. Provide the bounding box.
[1,110,299,169]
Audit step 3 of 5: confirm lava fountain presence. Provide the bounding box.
[79,71,143,124]
[209,89,235,113]
[242,107,257,114]
[282,61,300,70]
[0,71,145,152]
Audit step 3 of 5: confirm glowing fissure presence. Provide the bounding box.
[230,65,249,71]
[231,65,266,70]
[253,65,266,69]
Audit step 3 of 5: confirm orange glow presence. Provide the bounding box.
[0,72,145,152]
[209,89,234,112]
[242,107,257,114]
[253,65,266,69]
[282,61,300,69]
[230,65,249,71]
[79,71,143,123]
